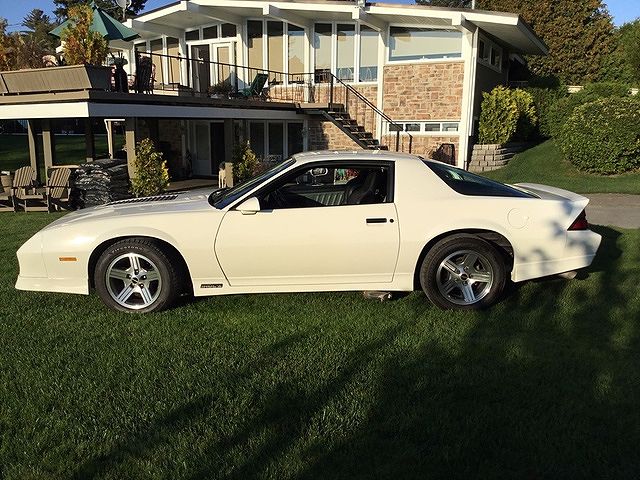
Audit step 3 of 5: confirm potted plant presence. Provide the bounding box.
[207,80,233,99]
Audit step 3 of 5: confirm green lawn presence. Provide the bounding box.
[0,134,123,174]
[2,214,640,478]
[483,140,640,194]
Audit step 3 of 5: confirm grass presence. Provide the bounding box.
[0,134,124,174]
[483,140,640,195]
[1,214,640,478]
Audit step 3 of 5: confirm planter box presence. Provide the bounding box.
[0,65,111,95]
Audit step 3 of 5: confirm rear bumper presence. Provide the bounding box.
[512,230,602,282]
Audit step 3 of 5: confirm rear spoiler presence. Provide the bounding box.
[513,183,589,210]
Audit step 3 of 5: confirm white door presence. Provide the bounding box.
[214,163,400,287]
[215,203,400,286]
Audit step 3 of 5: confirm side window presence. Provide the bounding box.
[259,163,391,210]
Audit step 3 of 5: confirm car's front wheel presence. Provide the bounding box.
[94,238,181,313]
[420,234,506,310]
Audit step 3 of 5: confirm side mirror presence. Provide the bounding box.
[236,196,261,215]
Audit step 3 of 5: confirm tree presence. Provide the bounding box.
[53,0,147,22]
[475,0,618,84]
[617,20,640,84]
[416,0,474,7]
[61,4,109,65]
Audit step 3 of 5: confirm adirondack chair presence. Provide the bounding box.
[134,56,155,94]
[231,73,269,99]
[46,167,72,212]
[0,173,15,212]
[12,166,47,212]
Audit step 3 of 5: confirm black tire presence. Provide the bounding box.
[94,238,181,313]
[419,234,506,310]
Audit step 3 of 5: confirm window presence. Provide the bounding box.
[336,24,355,81]
[314,22,379,83]
[166,37,180,85]
[387,121,460,135]
[248,121,306,161]
[478,35,503,71]
[203,25,218,40]
[267,21,284,73]
[247,20,263,69]
[221,23,237,38]
[389,27,462,62]
[425,161,534,198]
[185,30,200,41]
[288,25,304,75]
[259,163,391,209]
[149,39,163,84]
[211,159,295,209]
[359,25,378,82]
[314,23,332,78]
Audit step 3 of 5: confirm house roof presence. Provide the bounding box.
[127,0,547,55]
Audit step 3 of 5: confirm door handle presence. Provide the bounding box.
[366,218,388,224]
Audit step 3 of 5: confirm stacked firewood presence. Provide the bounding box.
[70,159,131,209]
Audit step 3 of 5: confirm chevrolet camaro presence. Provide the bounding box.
[16,150,601,312]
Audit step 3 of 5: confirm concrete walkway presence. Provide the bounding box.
[585,194,640,229]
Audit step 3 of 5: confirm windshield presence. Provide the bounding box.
[424,161,535,198]
[209,159,295,209]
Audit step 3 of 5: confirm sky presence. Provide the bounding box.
[1,0,639,30]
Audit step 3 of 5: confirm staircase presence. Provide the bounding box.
[299,72,412,153]
[319,108,387,150]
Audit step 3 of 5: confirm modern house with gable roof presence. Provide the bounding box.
[0,0,546,181]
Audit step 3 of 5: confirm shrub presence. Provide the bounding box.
[61,4,109,65]
[557,97,640,175]
[525,87,566,138]
[548,82,632,137]
[232,141,260,183]
[478,86,537,144]
[130,139,170,197]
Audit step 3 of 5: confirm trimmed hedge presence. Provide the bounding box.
[525,87,566,138]
[557,97,640,175]
[548,82,632,137]
[478,86,537,144]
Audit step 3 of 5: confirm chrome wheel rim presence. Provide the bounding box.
[436,249,494,306]
[105,253,162,310]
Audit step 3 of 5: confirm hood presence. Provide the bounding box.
[44,188,219,230]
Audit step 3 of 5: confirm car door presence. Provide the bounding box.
[214,162,400,287]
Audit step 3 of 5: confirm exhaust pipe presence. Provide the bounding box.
[557,271,578,280]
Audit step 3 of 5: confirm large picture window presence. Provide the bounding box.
[313,22,378,83]
[267,21,284,73]
[389,27,462,62]
[248,121,306,162]
[288,25,305,75]
[247,20,263,70]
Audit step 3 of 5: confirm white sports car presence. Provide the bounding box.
[16,150,601,312]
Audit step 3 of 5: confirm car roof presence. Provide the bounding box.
[291,150,427,165]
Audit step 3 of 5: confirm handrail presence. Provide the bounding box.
[134,51,413,153]
[326,72,412,153]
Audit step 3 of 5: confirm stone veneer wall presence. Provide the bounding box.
[382,62,464,120]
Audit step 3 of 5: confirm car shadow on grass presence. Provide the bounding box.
[70,226,640,479]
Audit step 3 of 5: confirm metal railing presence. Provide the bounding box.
[132,51,412,153]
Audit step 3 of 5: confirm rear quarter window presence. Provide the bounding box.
[424,161,535,198]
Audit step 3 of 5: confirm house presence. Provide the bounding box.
[0,0,546,182]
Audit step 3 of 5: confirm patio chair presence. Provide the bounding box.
[0,173,15,212]
[46,167,72,212]
[231,73,269,99]
[134,56,155,94]
[12,166,47,212]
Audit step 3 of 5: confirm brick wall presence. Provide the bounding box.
[383,134,459,162]
[382,62,464,120]
[308,119,360,151]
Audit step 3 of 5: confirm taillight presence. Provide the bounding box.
[568,210,589,231]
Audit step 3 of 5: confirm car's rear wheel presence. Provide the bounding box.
[94,238,180,313]
[420,235,506,310]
